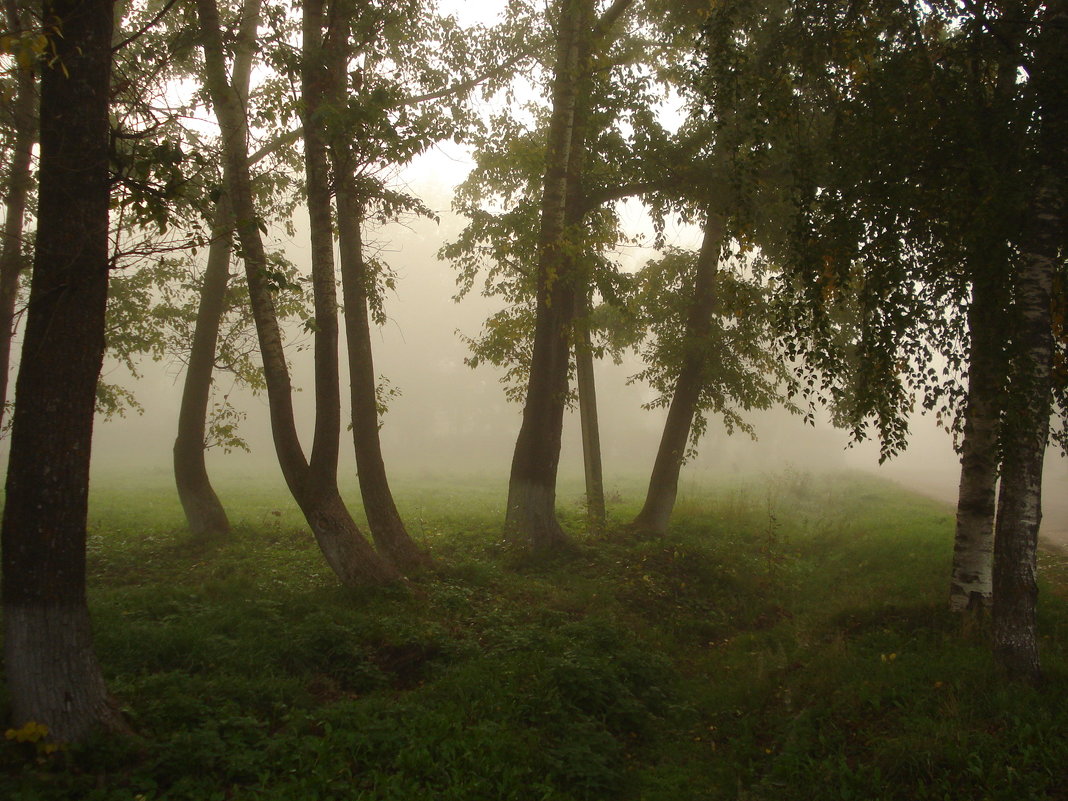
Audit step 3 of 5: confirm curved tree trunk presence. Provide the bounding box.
[196,0,396,585]
[172,0,261,537]
[633,213,725,535]
[173,195,234,537]
[1,0,126,742]
[949,274,1002,612]
[324,7,428,572]
[0,0,37,430]
[506,0,594,551]
[335,192,430,570]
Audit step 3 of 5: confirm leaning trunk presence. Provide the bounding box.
[173,195,234,537]
[172,0,261,537]
[949,274,1002,612]
[335,191,429,570]
[506,0,594,551]
[0,0,37,429]
[633,213,725,535]
[326,11,427,572]
[1,0,126,742]
[196,0,396,585]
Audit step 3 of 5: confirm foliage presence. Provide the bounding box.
[2,472,1068,799]
[628,243,796,454]
[694,0,1066,458]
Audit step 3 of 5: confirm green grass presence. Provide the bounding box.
[2,470,1068,800]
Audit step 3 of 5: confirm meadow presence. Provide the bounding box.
[2,469,1067,800]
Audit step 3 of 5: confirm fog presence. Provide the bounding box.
[10,144,1064,548]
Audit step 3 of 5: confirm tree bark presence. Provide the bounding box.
[1,0,126,742]
[335,191,430,570]
[0,0,37,431]
[574,288,606,535]
[991,0,1065,680]
[505,0,594,551]
[948,39,1022,614]
[324,6,428,572]
[949,274,1002,612]
[992,174,1059,683]
[633,213,725,535]
[196,0,397,585]
[300,0,345,507]
[173,195,234,538]
[173,0,261,537]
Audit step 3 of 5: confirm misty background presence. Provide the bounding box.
[5,0,1066,544]
[44,150,1067,547]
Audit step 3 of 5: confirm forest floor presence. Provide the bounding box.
[1,469,1067,800]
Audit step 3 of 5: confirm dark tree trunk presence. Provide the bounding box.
[949,45,1021,614]
[300,0,345,507]
[173,195,233,537]
[0,0,37,430]
[196,0,397,585]
[574,288,605,535]
[633,213,725,535]
[325,8,428,572]
[172,0,260,537]
[335,191,430,570]
[1,0,126,742]
[506,0,594,551]
[950,274,1002,612]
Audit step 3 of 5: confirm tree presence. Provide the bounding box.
[195,0,398,585]
[173,0,262,538]
[1,0,126,741]
[991,0,1067,681]
[696,0,1067,676]
[629,211,791,534]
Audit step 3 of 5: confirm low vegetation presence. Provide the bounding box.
[2,470,1066,800]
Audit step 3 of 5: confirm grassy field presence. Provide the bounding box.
[2,469,1067,800]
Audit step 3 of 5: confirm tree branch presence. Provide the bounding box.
[399,52,530,107]
[112,0,181,53]
[593,0,633,41]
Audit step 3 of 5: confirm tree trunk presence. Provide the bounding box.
[196,0,397,585]
[991,0,1065,680]
[574,288,606,535]
[992,174,1059,683]
[173,195,234,537]
[633,213,725,535]
[0,0,37,430]
[949,274,1002,612]
[335,191,430,570]
[505,0,594,551]
[324,7,428,572]
[172,0,261,537]
[1,0,126,742]
[300,0,345,505]
[948,42,1022,614]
